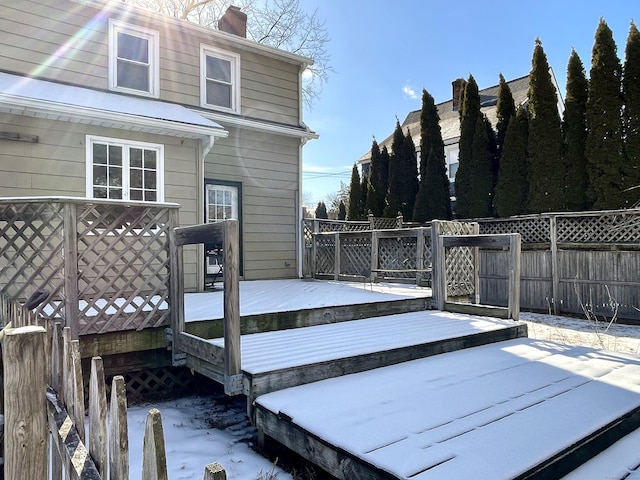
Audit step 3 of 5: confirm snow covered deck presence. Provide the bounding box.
[255,338,640,480]
[184,279,432,322]
[179,279,525,403]
[212,310,527,401]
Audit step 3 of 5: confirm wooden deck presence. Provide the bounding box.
[255,339,640,480]
[195,310,527,404]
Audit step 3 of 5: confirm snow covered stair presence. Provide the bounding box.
[206,310,527,404]
[255,338,640,480]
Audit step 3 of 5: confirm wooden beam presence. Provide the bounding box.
[222,221,242,395]
[63,202,80,339]
[174,223,225,247]
[442,234,514,248]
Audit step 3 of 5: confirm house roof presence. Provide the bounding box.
[0,71,228,141]
[358,74,531,164]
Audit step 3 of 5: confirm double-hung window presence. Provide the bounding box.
[200,45,240,113]
[109,19,159,97]
[87,136,164,202]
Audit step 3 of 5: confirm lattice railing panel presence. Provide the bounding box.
[339,234,371,276]
[378,237,418,279]
[370,216,401,230]
[479,217,551,243]
[75,203,173,335]
[314,235,335,275]
[556,212,640,243]
[0,201,65,317]
[434,221,477,296]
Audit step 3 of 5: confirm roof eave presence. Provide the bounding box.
[0,93,228,141]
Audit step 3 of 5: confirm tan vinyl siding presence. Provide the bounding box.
[205,128,300,280]
[0,0,302,125]
[0,2,108,89]
[0,115,200,213]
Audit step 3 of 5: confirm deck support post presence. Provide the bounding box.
[370,230,379,283]
[223,220,241,394]
[63,202,80,339]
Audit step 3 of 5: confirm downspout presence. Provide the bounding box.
[203,135,216,157]
[197,135,216,291]
[296,62,309,279]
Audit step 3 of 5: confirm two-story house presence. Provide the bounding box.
[0,0,317,289]
[358,74,563,193]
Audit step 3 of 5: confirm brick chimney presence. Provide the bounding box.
[452,78,466,111]
[218,6,247,38]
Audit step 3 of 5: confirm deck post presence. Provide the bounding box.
[416,228,425,286]
[168,208,186,365]
[431,221,446,310]
[63,201,80,339]
[550,215,559,315]
[370,230,379,283]
[223,220,242,394]
[509,234,522,321]
[333,232,340,281]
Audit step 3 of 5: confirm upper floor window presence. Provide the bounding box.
[86,136,164,202]
[200,45,241,113]
[109,19,159,97]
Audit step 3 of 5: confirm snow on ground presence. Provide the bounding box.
[522,311,640,355]
[123,281,640,479]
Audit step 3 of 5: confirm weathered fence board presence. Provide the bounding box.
[3,326,48,480]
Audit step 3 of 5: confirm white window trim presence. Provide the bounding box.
[200,44,241,114]
[85,135,165,202]
[108,19,160,98]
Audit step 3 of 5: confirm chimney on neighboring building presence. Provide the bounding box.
[218,6,247,38]
[452,78,466,111]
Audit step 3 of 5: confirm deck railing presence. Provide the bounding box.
[0,197,179,338]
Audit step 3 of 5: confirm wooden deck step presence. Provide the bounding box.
[255,339,640,480]
[205,310,527,401]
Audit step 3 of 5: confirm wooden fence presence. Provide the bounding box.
[0,197,179,338]
[0,293,228,479]
[477,209,640,321]
[304,208,640,322]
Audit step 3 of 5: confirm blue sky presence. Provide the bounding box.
[299,0,637,208]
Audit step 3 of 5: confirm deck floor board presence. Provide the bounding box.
[255,339,640,479]
[207,311,523,374]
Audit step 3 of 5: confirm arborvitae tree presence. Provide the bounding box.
[413,89,451,222]
[379,145,390,209]
[455,75,481,218]
[526,39,565,213]
[361,175,369,217]
[337,200,346,220]
[468,115,495,218]
[315,201,328,219]
[496,73,516,161]
[623,21,640,206]
[347,163,364,220]
[366,139,385,216]
[586,19,625,209]
[400,129,419,219]
[563,49,590,211]
[495,107,529,217]
[384,121,406,217]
